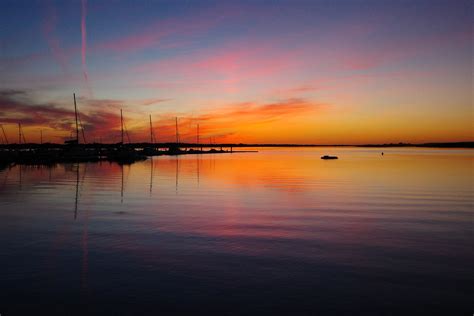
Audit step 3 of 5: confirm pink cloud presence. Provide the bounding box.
[134,38,306,95]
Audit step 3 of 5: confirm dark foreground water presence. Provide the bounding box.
[0,148,472,315]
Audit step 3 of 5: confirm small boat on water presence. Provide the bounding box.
[321,155,338,160]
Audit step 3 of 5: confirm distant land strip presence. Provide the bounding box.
[0,142,473,149]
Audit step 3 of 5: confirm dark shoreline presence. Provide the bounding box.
[0,141,471,168]
[0,141,472,150]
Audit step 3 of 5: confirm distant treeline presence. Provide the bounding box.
[355,142,473,148]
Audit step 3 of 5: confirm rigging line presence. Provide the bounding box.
[0,124,5,144]
[152,127,157,144]
[124,122,131,143]
[151,118,157,143]
[20,124,27,144]
[77,113,87,144]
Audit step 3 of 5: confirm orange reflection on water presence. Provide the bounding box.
[106,148,472,256]
[0,148,472,258]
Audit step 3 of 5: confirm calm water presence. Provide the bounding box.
[0,147,472,314]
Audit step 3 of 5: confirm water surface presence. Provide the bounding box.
[0,147,472,314]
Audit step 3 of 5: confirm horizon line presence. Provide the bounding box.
[1,141,473,148]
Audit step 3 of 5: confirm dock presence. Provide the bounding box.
[0,143,257,167]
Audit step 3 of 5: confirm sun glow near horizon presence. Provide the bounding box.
[0,0,472,144]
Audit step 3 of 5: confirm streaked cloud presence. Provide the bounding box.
[42,1,69,74]
[81,0,92,97]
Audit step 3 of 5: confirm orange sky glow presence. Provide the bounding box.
[0,1,472,144]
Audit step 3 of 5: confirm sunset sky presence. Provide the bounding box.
[0,0,472,144]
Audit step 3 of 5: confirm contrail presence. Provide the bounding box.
[81,0,92,97]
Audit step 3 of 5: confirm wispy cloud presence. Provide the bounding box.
[42,1,69,74]
[81,0,92,97]
[139,98,172,106]
[78,96,171,109]
[92,5,230,55]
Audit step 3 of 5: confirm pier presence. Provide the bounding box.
[0,142,257,166]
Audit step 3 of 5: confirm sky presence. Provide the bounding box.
[0,0,472,144]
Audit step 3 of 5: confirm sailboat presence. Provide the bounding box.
[65,93,80,145]
[167,117,183,155]
[61,94,100,162]
[106,109,146,163]
[143,114,161,156]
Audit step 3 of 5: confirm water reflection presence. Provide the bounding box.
[121,164,124,204]
[0,148,472,314]
[149,157,153,196]
[175,156,179,194]
[74,164,79,219]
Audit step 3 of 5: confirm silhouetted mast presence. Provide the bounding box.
[175,117,179,144]
[120,109,124,144]
[149,114,153,143]
[40,129,43,144]
[73,93,79,144]
[197,124,199,145]
[17,123,26,144]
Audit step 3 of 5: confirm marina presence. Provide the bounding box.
[0,94,256,167]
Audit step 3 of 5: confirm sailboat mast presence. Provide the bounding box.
[197,124,199,145]
[175,117,179,144]
[120,109,124,144]
[73,93,79,144]
[149,115,153,143]
[20,124,26,144]
[18,123,21,144]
